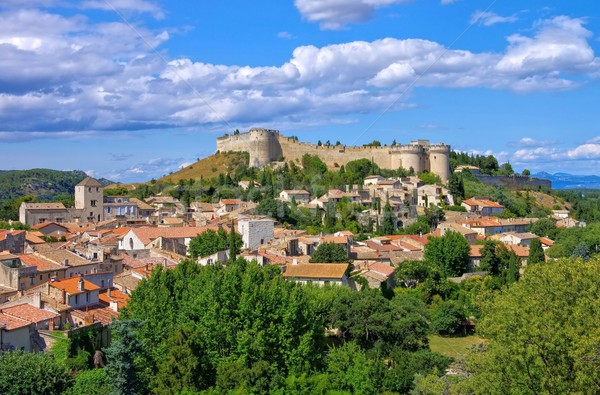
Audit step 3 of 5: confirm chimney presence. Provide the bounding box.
[62,289,66,304]
[292,258,298,265]
[107,287,111,298]
[32,292,42,309]
[78,276,85,291]
[163,258,167,268]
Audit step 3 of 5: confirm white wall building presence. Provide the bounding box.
[237,219,275,251]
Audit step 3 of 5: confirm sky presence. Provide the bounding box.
[1,0,599,182]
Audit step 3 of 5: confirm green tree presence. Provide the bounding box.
[309,243,349,263]
[460,257,600,394]
[326,341,380,395]
[430,300,466,335]
[528,238,545,264]
[382,198,396,235]
[0,351,71,395]
[424,231,471,276]
[64,369,111,395]
[423,204,445,229]
[104,320,143,395]
[572,242,591,261]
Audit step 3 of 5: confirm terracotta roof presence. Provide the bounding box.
[50,277,100,295]
[220,199,243,205]
[126,226,218,245]
[35,249,91,267]
[19,254,63,272]
[2,303,59,323]
[0,312,30,330]
[283,263,348,279]
[367,262,395,277]
[539,237,554,246]
[71,303,118,326]
[320,236,348,244]
[129,198,154,210]
[470,244,530,258]
[32,222,69,231]
[76,176,103,187]
[99,288,129,308]
[22,202,66,210]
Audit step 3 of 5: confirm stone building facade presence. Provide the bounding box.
[216,128,451,182]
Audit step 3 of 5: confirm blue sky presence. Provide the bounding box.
[1,0,599,182]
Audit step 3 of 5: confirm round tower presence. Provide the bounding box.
[428,144,451,183]
[398,145,425,174]
[249,128,281,167]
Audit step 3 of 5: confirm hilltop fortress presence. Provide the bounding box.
[217,128,451,182]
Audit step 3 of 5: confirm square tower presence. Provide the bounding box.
[74,177,104,223]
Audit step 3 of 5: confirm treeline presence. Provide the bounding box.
[450,151,519,176]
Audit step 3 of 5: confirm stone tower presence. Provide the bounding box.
[74,176,104,223]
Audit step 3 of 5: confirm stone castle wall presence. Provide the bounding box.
[474,174,552,190]
[217,128,451,182]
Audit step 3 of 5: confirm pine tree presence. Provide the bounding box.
[382,198,396,235]
[528,238,545,264]
[105,320,143,395]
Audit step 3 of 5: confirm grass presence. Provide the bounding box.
[157,151,248,183]
[428,335,485,360]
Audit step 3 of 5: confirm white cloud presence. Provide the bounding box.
[277,31,295,39]
[587,136,600,143]
[0,10,598,139]
[294,0,411,30]
[567,143,600,159]
[440,0,457,4]
[512,141,600,164]
[509,137,554,147]
[470,11,518,26]
[81,0,164,19]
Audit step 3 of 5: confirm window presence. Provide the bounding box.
[101,280,105,288]
[39,218,46,223]
[86,293,89,302]
[91,200,97,207]
[129,238,134,249]
[90,212,93,217]
[106,207,111,213]
[88,187,91,192]
[40,275,43,280]
[96,187,99,192]
[75,295,79,304]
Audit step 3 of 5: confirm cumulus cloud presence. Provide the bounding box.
[512,141,600,164]
[80,0,164,19]
[440,0,457,4]
[0,9,598,139]
[294,0,411,30]
[471,11,518,26]
[508,137,554,147]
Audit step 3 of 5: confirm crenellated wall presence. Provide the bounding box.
[217,128,451,182]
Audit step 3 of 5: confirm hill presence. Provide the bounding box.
[0,169,94,203]
[157,151,249,183]
[533,172,600,190]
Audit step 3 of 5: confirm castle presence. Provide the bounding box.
[217,128,451,182]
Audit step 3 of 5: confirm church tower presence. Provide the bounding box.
[74,177,104,223]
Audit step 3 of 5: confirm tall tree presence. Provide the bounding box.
[104,320,143,395]
[424,231,471,276]
[0,351,71,395]
[309,243,349,263]
[528,238,545,264]
[382,198,396,235]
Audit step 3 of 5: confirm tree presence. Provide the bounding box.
[309,243,349,263]
[64,369,111,395]
[522,169,531,176]
[479,240,502,276]
[395,260,429,288]
[423,204,444,229]
[188,229,221,259]
[326,342,380,395]
[528,217,557,237]
[104,320,143,395]
[448,173,465,201]
[459,257,600,394]
[228,221,240,262]
[0,351,71,395]
[528,238,545,264]
[382,199,396,235]
[430,300,466,335]
[572,242,591,261]
[424,231,470,276]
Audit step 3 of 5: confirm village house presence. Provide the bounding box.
[437,223,478,244]
[237,218,275,250]
[416,184,454,207]
[461,197,504,216]
[495,232,539,247]
[283,263,349,286]
[279,190,311,204]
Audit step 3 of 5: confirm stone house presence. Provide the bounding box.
[283,263,349,286]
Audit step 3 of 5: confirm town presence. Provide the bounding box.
[0,128,598,393]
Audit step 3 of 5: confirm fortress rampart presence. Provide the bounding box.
[216,128,451,182]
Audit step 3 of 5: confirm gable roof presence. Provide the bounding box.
[283,263,348,279]
[49,277,100,295]
[0,312,30,330]
[76,176,103,187]
[126,226,220,245]
[22,202,66,210]
[2,303,59,323]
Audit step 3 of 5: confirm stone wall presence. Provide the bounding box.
[217,129,451,182]
[474,174,552,190]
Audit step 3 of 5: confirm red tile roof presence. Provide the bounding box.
[0,312,30,330]
[2,303,59,323]
[49,277,100,295]
[127,226,226,245]
[283,263,348,279]
[99,288,129,309]
[19,254,62,272]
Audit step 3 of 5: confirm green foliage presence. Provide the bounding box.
[555,189,600,223]
[430,301,466,335]
[0,351,71,395]
[382,199,396,235]
[103,186,129,196]
[528,238,545,264]
[572,242,591,261]
[325,341,380,394]
[301,154,327,178]
[404,220,431,235]
[64,369,111,395]
[460,257,600,394]
[362,140,382,147]
[121,259,324,393]
[528,217,557,237]
[309,243,349,263]
[104,320,143,395]
[424,231,470,276]
[418,172,442,185]
[188,227,242,259]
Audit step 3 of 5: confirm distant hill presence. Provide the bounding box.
[533,172,600,190]
[157,151,249,183]
[0,169,112,203]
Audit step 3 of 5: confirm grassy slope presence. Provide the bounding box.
[157,151,248,184]
[428,335,485,360]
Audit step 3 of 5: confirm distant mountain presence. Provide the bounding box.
[0,169,113,204]
[533,172,600,190]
